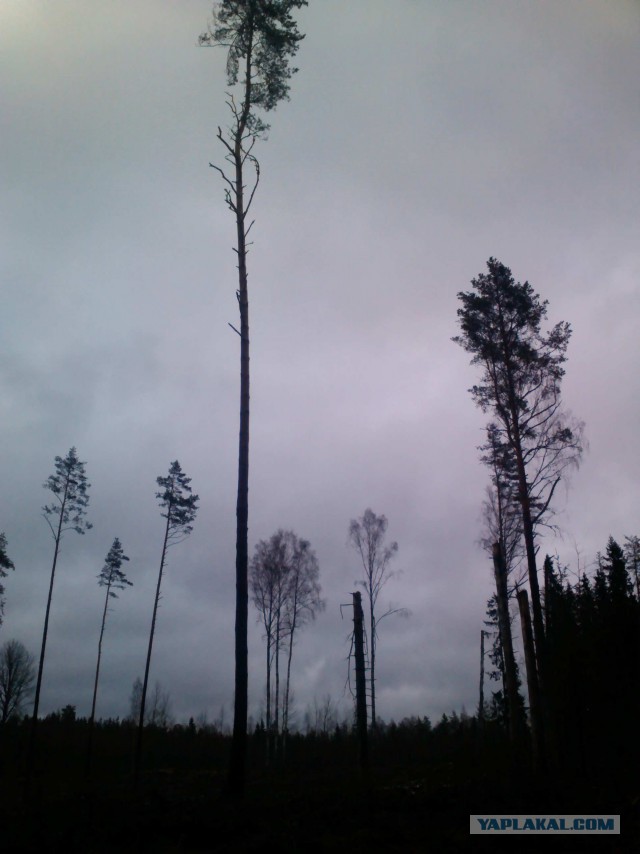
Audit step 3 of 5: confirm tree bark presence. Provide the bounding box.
[228,64,251,794]
[492,542,525,747]
[369,598,376,731]
[353,592,369,775]
[478,629,485,729]
[517,588,546,773]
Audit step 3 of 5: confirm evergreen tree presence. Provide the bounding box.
[87,538,131,776]
[134,462,198,786]
[29,448,91,778]
[454,259,584,765]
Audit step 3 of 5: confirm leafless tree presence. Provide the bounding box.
[0,639,35,723]
[348,509,405,730]
[304,694,337,736]
[200,0,307,796]
[129,677,172,728]
[282,536,324,735]
[250,530,323,743]
[250,532,287,737]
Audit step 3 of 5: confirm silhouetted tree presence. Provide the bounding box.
[480,424,524,579]
[87,538,131,774]
[0,533,15,628]
[134,461,198,785]
[348,508,403,730]
[29,448,91,773]
[543,540,640,778]
[0,639,35,723]
[130,677,173,728]
[200,0,307,796]
[250,530,323,744]
[623,535,640,600]
[250,532,287,739]
[282,535,323,736]
[454,259,584,693]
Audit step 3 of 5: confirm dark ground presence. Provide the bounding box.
[2,765,638,853]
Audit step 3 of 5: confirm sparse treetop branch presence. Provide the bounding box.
[199,1,308,136]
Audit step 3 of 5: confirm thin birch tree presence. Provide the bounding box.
[348,509,404,731]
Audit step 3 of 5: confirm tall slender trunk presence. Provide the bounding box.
[134,507,171,787]
[274,610,281,735]
[353,592,369,775]
[265,632,272,733]
[283,617,296,735]
[27,484,68,782]
[369,599,376,730]
[228,120,251,801]
[478,630,485,727]
[86,577,112,777]
[494,299,546,683]
[492,542,525,746]
[227,21,254,799]
[517,588,546,773]
[512,440,546,682]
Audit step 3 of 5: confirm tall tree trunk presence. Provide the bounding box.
[478,629,485,729]
[283,620,296,735]
[274,611,281,736]
[353,592,369,776]
[134,508,171,788]
[265,632,272,732]
[227,31,253,800]
[501,375,546,688]
[492,542,525,746]
[517,588,546,773]
[86,577,112,777]
[27,485,68,784]
[369,599,376,731]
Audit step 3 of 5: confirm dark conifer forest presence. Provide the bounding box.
[2,1,639,850]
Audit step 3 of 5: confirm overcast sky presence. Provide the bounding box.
[2,0,639,728]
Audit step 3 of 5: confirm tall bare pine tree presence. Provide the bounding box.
[200,0,307,795]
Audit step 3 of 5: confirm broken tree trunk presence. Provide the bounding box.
[353,591,369,775]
